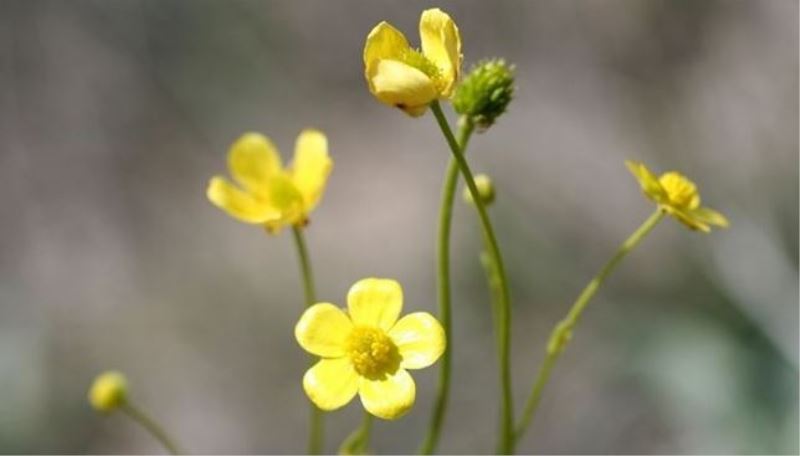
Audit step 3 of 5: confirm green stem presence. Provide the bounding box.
[292,226,317,306]
[339,411,373,455]
[480,234,504,351]
[430,101,514,454]
[121,402,181,455]
[514,209,665,445]
[419,118,474,455]
[360,411,373,453]
[291,226,324,455]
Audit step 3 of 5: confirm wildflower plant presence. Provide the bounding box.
[87,6,732,455]
[364,8,461,117]
[296,278,445,421]
[208,129,334,453]
[626,160,729,232]
[207,130,332,234]
[88,371,181,454]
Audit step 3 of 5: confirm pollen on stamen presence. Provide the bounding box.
[659,172,700,209]
[398,48,445,92]
[346,326,401,379]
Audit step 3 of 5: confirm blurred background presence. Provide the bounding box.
[0,0,797,453]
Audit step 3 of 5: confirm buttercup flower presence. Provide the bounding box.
[88,371,128,412]
[626,160,729,232]
[207,130,332,234]
[295,278,445,419]
[363,8,462,117]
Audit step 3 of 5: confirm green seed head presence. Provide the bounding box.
[453,59,515,130]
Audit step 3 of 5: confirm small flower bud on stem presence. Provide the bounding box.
[463,173,496,206]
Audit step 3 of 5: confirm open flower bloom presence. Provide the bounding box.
[363,8,461,117]
[207,130,332,234]
[626,160,729,232]
[295,278,445,419]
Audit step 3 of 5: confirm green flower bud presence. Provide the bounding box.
[463,174,495,206]
[453,59,515,130]
[88,371,128,412]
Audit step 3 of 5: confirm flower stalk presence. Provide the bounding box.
[514,209,665,446]
[291,226,325,455]
[419,120,475,455]
[339,411,374,455]
[429,101,514,454]
[88,371,182,455]
[120,402,182,455]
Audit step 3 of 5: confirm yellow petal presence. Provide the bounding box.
[689,206,729,229]
[266,173,306,225]
[419,8,462,97]
[295,303,353,357]
[291,129,333,212]
[347,278,403,331]
[670,207,711,233]
[303,358,359,411]
[625,160,667,204]
[228,133,282,196]
[366,60,438,116]
[206,176,281,224]
[363,21,410,69]
[388,312,445,370]
[401,104,429,117]
[294,302,353,358]
[358,368,415,419]
[256,178,305,234]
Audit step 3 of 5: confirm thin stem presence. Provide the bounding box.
[419,119,474,455]
[514,209,665,445]
[480,234,504,351]
[292,226,317,305]
[120,402,181,455]
[291,226,324,455]
[339,411,374,455]
[359,411,373,454]
[430,101,514,454]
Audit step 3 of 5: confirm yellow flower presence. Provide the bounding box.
[626,160,729,232]
[88,371,128,412]
[295,278,445,419]
[363,8,462,117]
[207,130,332,234]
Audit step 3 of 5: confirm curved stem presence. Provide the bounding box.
[359,412,373,452]
[514,210,665,445]
[419,122,474,455]
[291,226,324,455]
[480,234,504,352]
[430,101,514,454]
[121,402,181,455]
[339,411,374,455]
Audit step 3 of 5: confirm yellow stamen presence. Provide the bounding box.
[659,172,700,209]
[399,49,445,92]
[346,326,400,379]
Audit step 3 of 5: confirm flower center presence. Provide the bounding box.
[399,48,445,91]
[659,172,700,209]
[346,326,401,380]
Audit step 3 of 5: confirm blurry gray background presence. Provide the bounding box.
[0,0,797,454]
